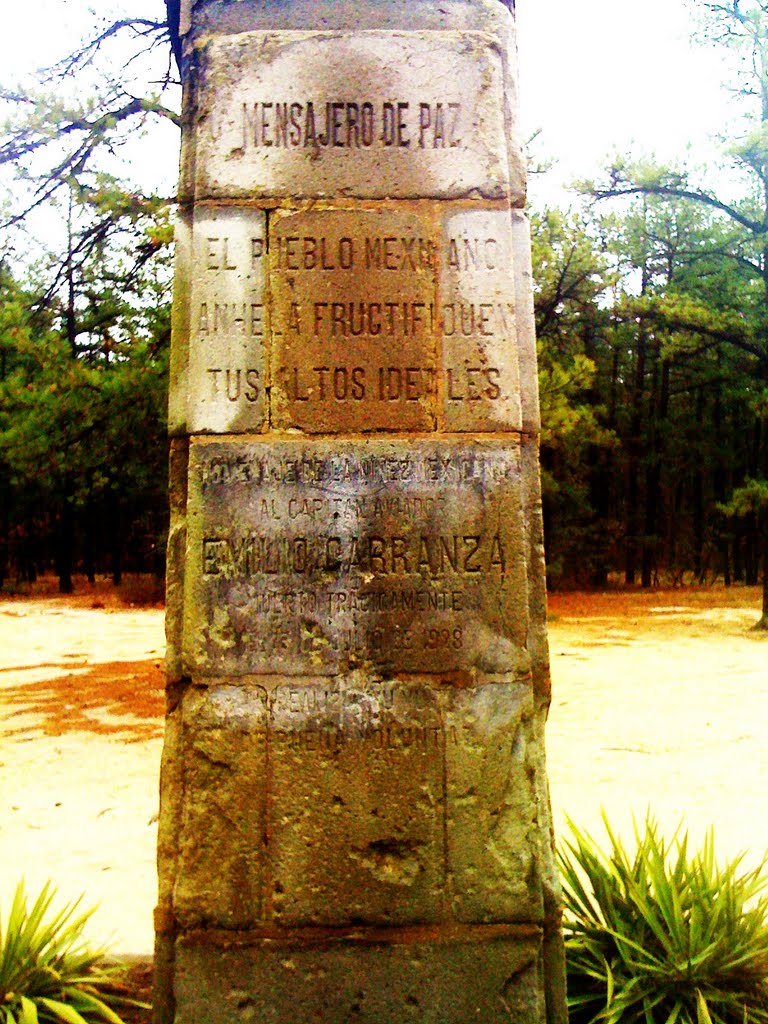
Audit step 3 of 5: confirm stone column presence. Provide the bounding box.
[155,2,566,1021]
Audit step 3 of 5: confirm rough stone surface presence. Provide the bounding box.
[445,681,543,923]
[164,440,188,684]
[270,678,444,925]
[173,684,269,928]
[511,211,541,434]
[520,435,550,702]
[182,438,530,677]
[155,696,182,918]
[167,212,192,438]
[173,932,545,1024]
[192,31,515,202]
[182,0,519,37]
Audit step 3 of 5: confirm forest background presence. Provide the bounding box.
[0,0,767,622]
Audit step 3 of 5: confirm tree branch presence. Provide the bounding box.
[592,181,766,236]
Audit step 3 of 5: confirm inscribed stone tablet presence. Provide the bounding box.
[193,31,513,200]
[270,207,438,432]
[182,438,530,676]
[270,679,444,925]
[440,208,522,431]
[187,207,267,433]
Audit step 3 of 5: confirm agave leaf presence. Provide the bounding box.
[36,998,89,1024]
[561,813,768,1024]
[17,998,38,1024]
[696,989,714,1024]
[62,988,124,1024]
[0,883,128,1024]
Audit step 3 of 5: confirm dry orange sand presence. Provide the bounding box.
[0,586,765,953]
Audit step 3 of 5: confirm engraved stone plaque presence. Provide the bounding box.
[182,438,529,676]
[440,208,523,432]
[187,206,267,432]
[270,207,439,432]
[193,32,514,201]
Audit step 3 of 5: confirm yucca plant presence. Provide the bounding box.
[0,881,144,1023]
[558,813,768,1024]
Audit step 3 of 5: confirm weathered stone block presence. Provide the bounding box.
[444,681,543,923]
[155,696,183,917]
[192,31,515,201]
[520,435,550,702]
[186,206,267,433]
[173,684,269,928]
[183,0,519,37]
[168,211,192,438]
[440,208,522,432]
[269,206,439,433]
[164,440,189,685]
[173,932,545,1024]
[511,210,541,434]
[182,438,530,677]
[269,678,444,925]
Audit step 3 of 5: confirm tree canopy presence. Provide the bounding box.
[0,6,179,591]
[0,0,766,621]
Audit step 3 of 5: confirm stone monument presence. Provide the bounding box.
[155,1,566,1020]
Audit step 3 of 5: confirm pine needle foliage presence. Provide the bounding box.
[559,814,768,1024]
[0,881,143,1024]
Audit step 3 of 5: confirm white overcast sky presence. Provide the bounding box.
[0,0,739,208]
[516,0,735,204]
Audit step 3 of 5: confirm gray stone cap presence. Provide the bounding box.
[181,0,514,38]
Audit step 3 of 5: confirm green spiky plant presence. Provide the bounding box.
[0,881,145,1024]
[558,814,768,1024]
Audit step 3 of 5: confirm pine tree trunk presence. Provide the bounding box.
[110,492,123,586]
[745,513,759,586]
[56,497,74,594]
[625,329,647,586]
[83,493,96,584]
[713,352,731,585]
[692,387,705,581]
[641,354,668,588]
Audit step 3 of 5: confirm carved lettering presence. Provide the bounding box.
[198,303,264,336]
[446,367,502,402]
[201,532,507,578]
[311,302,433,338]
[446,236,498,271]
[417,102,462,148]
[236,100,462,152]
[205,236,238,270]
[206,368,261,402]
[199,450,519,487]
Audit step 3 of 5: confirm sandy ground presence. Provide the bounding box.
[0,583,765,955]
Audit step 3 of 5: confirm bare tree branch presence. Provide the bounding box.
[42,18,171,83]
[592,181,767,236]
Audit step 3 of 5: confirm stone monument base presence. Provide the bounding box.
[170,930,544,1023]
